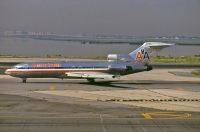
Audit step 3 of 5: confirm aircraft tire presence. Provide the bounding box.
[22,78,27,83]
[87,78,95,83]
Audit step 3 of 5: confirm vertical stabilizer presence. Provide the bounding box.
[129,42,174,64]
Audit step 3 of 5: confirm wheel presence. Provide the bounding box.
[87,78,95,83]
[22,78,27,83]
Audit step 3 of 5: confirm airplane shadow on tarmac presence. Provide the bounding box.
[25,79,200,89]
[80,81,131,89]
[26,80,131,89]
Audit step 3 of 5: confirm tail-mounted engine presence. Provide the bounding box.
[107,54,132,62]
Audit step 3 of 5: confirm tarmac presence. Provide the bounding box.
[0,68,199,132]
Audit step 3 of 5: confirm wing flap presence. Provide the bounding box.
[66,72,116,79]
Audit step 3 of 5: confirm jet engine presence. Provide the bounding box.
[107,54,118,61]
[107,54,132,62]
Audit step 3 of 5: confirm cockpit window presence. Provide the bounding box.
[13,65,21,69]
[13,64,29,69]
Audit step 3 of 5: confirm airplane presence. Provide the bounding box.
[5,42,173,83]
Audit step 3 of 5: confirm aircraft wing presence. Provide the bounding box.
[65,72,116,79]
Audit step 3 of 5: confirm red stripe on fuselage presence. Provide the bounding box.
[8,68,108,74]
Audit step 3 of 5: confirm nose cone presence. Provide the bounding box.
[5,69,11,75]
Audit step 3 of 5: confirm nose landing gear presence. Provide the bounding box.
[22,78,27,83]
[87,78,95,83]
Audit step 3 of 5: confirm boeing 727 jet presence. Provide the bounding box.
[5,42,173,83]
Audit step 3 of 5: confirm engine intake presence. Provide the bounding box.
[107,54,132,62]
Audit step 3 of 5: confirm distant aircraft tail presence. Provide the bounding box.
[129,42,174,64]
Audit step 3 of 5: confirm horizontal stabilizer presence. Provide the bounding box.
[142,42,174,51]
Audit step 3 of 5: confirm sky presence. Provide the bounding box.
[0,0,200,36]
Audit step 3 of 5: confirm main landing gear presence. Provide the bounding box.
[87,78,95,83]
[22,78,27,83]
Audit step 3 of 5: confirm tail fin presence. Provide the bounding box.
[129,42,174,64]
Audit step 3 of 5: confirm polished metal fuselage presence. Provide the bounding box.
[5,60,151,79]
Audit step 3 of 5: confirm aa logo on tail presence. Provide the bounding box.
[135,49,149,61]
[135,52,142,61]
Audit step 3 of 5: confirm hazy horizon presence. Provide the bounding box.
[0,0,200,36]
